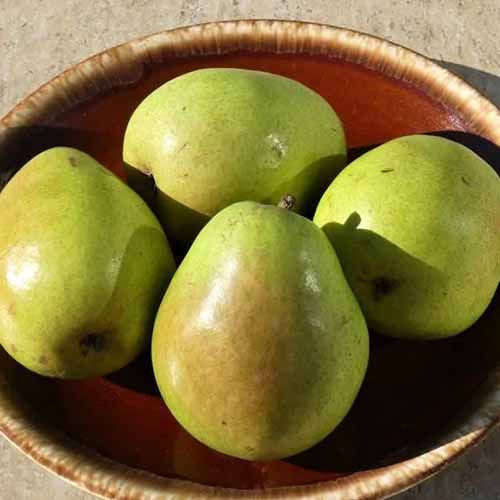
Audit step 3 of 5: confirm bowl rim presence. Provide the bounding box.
[1,19,499,500]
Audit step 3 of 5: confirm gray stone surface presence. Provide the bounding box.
[0,1,499,499]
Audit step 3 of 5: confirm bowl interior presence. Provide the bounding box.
[1,49,499,490]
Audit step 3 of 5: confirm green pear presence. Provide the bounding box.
[0,147,175,379]
[152,197,369,461]
[123,68,346,249]
[314,135,500,339]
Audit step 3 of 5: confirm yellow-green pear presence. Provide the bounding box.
[123,68,346,249]
[152,198,368,461]
[314,135,500,339]
[0,147,175,379]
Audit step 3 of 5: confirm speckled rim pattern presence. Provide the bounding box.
[0,20,499,500]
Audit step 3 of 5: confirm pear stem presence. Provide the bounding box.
[277,194,295,211]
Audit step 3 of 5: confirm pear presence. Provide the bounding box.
[152,197,369,461]
[123,68,346,249]
[0,147,175,379]
[314,135,500,339]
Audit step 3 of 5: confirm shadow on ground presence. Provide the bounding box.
[437,60,500,107]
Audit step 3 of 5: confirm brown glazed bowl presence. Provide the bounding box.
[1,20,499,500]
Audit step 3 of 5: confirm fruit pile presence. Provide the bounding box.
[1,68,499,462]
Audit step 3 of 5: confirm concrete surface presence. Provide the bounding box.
[0,1,499,498]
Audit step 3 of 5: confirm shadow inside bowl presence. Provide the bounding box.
[289,289,500,472]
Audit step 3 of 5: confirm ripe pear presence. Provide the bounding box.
[123,68,346,249]
[152,198,369,461]
[314,135,500,339]
[0,147,175,379]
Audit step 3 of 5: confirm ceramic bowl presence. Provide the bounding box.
[0,20,499,500]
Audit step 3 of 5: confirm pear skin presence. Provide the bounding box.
[0,147,175,379]
[152,200,369,460]
[314,135,500,339]
[124,68,346,249]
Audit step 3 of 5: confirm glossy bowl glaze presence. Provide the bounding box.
[0,20,499,500]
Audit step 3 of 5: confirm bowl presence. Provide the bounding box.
[1,20,499,500]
